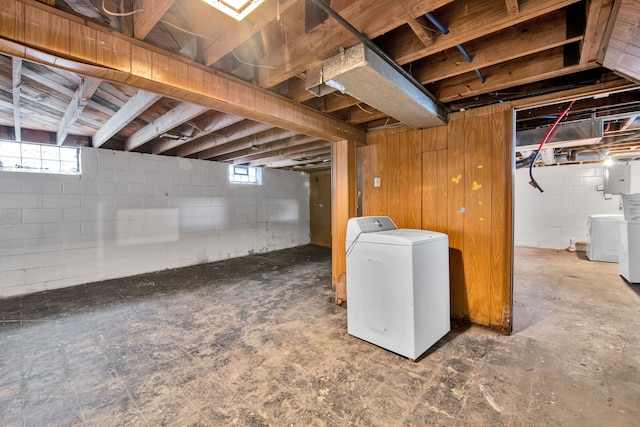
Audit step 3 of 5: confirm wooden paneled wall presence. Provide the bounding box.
[332,140,357,304]
[309,170,332,247]
[359,103,514,332]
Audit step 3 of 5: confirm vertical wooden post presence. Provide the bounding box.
[331,139,357,304]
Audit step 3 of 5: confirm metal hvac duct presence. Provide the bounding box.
[516,117,604,150]
[322,43,447,129]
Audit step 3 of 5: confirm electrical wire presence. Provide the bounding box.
[528,99,577,192]
[231,50,276,70]
[345,232,362,257]
[101,0,144,17]
[355,103,376,114]
[160,19,219,41]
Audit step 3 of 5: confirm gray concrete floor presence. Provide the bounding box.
[0,245,638,426]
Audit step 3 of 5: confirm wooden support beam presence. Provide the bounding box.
[245,140,330,166]
[600,0,640,83]
[202,0,299,66]
[432,47,598,103]
[288,76,316,103]
[151,112,244,154]
[511,77,639,109]
[199,128,297,161]
[125,102,208,151]
[581,0,616,65]
[621,116,638,131]
[253,0,456,88]
[331,139,357,304]
[208,128,304,162]
[184,121,274,158]
[323,93,360,113]
[407,16,434,47]
[388,0,581,66]
[226,134,320,163]
[133,0,175,40]
[93,89,161,148]
[348,105,388,125]
[12,57,21,141]
[412,11,578,85]
[57,76,101,145]
[505,0,519,14]
[0,0,365,144]
[261,147,331,168]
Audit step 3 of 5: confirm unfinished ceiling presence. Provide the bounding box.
[0,0,639,171]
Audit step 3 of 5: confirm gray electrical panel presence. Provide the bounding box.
[604,165,631,194]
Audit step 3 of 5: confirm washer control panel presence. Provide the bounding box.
[356,216,397,233]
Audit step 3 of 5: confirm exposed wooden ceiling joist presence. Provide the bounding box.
[223,134,321,163]
[0,0,639,170]
[57,76,101,145]
[93,89,162,148]
[125,102,209,151]
[185,121,275,158]
[151,111,244,154]
[202,0,300,67]
[252,0,456,89]
[133,0,176,40]
[202,128,305,160]
[11,57,21,141]
[0,0,365,144]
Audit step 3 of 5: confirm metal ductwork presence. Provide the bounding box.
[308,0,447,130]
[322,43,447,129]
[516,117,604,150]
[554,149,609,164]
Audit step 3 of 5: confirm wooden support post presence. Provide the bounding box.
[331,139,357,304]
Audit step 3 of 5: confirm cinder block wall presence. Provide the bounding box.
[515,162,640,249]
[0,147,310,298]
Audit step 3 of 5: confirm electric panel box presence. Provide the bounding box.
[604,165,630,194]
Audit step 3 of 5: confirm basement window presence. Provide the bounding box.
[229,164,261,185]
[0,140,81,175]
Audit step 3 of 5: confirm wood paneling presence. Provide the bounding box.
[361,126,421,228]
[24,4,70,55]
[421,149,448,233]
[0,0,25,42]
[462,110,492,325]
[490,105,514,332]
[362,130,386,216]
[331,139,357,304]
[360,103,514,332]
[310,170,332,248]
[447,117,468,321]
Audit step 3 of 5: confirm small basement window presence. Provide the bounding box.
[0,140,81,175]
[229,164,262,185]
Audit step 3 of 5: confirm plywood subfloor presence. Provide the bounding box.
[0,245,638,425]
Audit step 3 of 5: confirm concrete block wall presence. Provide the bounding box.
[515,162,640,249]
[0,147,310,298]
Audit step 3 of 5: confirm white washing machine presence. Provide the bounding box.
[586,214,623,262]
[345,216,450,360]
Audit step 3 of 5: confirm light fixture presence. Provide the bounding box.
[604,157,615,167]
[201,0,266,21]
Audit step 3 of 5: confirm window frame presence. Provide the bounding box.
[228,164,262,185]
[0,140,81,175]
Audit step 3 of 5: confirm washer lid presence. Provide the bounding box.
[357,228,448,245]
